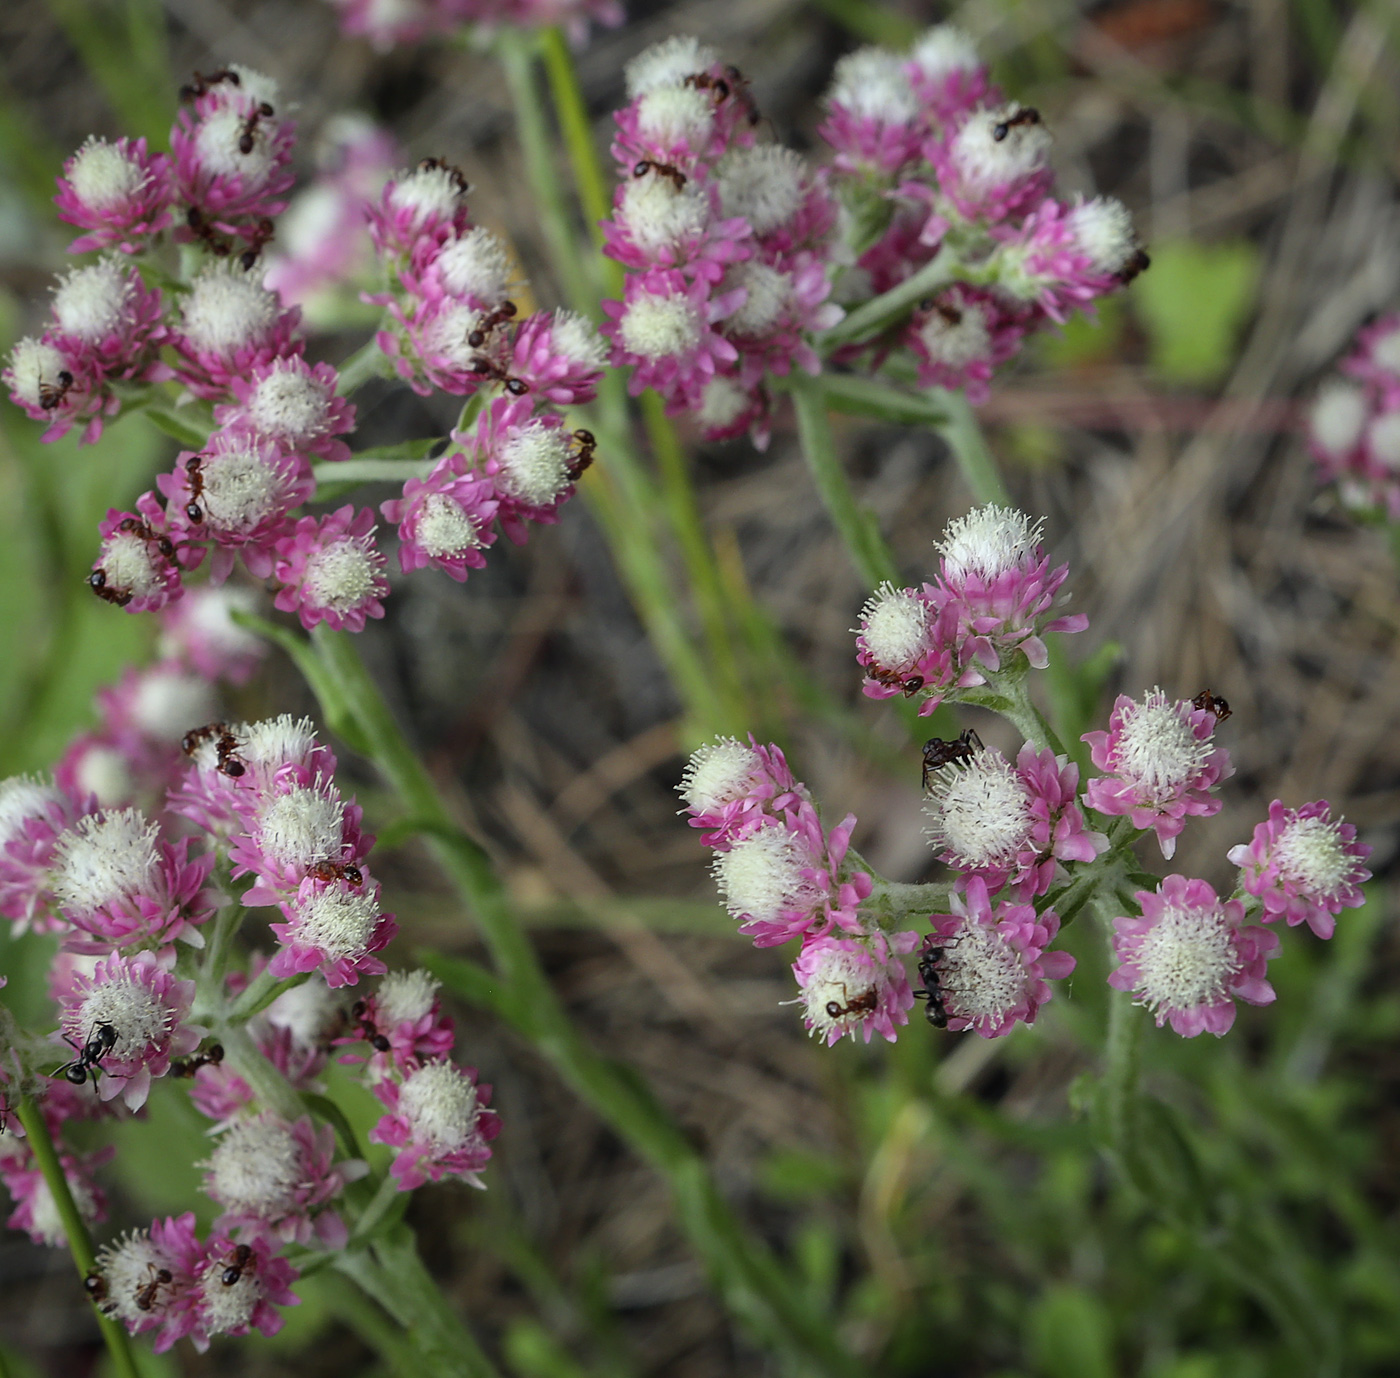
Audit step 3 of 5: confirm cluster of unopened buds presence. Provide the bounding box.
[1308,313,1400,520]
[0,597,498,1350]
[600,29,1148,447]
[682,503,1372,1043]
[3,63,610,628]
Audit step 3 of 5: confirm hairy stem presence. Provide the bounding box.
[936,390,1011,506]
[312,459,434,488]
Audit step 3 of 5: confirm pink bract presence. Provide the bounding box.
[369,1059,501,1191]
[55,136,173,253]
[791,929,919,1045]
[381,466,499,580]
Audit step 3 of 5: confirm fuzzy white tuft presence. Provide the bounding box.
[938,504,1041,582]
[625,36,720,99]
[52,257,132,343]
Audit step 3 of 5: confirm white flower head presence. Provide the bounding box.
[1067,197,1139,275]
[95,1230,176,1325]
[549,310,608,371]
[0,774,65,849]
[263,972,339,1043]
[67,137,150,209]
[496,420,572,506]
[620,289,700,360]
[923,750,1032,869]
[917,298,992,366]
[294,884,382,959]
[130,668,218,745]
[77,973,175,1063]
[625,36,720,99]
[911,25,981,81]
[52,809,160,916]
[204,1115,302,1217]
[1371,321,1400,376]
[679,737,761,813]
[240,714,321,776]
[181,262,280,354]
[1310,382,1367,457]
[388,161,468,226]
[5,337,72,409]
[825,47,917,123]
[1272,814,1353,897]
[52,257,133,343]
[400,1061,479,1151]
[717,145,807,236]
[950,104,1053,192]
[938,917,1030,1024]
[434,226,513,304]
[257,780,344,870]
[201,443,288,534]
[637,86,715,150]
[304,532,381,614]
[247,360,333,441]
[1112,690,1211,803]
[620,173,710,254]
[938,504,1042,582]
[195,104,277,182]
[1132,902,1239,1017]
[725,262,791,337]
[98,529,164,600]
[798,944,879,1042]
[859,583,930,670]
[712,825,820,924]
[416,493,483,557]
[695,375,750,431]
[377,969,441,1026]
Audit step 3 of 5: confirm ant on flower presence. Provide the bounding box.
[53,1020,117,1087]
[921,729,984,791]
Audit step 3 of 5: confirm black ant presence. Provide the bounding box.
[87,570,132,607]
[134,1264,174,1312]
[169,1043,224,1078]
[84,1271,108,1304]
[309,859,364,888]
[824,986,879,1022]
[180,722,246,777]
[38,369,75,411]
[633,159,687,192]
[469,357,529,396]
[1192,690,1232,724]
[992,107,1041,141]
[179,68,240,102]
[237,102,275,156]
[919,298,963,328]
[914,944,950,1028]
[1118,248,1151,284]
[466,301,517,349]
[238,217,276,271]
[418,157,470,195]
[921,729,984,791]
[867,665,926,698]
[349,1000,391,1054]
[220,1243,254,1286]
[53,1021,117,1087]
[185,206,232,258]
[565,429,597,480]
[117,515,176,561]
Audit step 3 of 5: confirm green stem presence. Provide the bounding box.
[350,1172,404,1244]
[818,248,956,351]
[337,341,391,396]
[15,1097,141,1378]
[936,390,1011,506]
[989,673,1067,756]
[310,627,861,1378]
[212,1020,305,1121]
[1101,988,1146,1188]
[789,371,899,589]
[312,459,435,488]
[192,901,243,1020]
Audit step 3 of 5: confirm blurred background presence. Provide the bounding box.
[3,0,1400,1374]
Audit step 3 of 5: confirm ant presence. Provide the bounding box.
[1192,690,1232,724]
[919,297,963,328]
[914,944,950,1028]
[921,729,984,791]
[183,454,206,524]
[867,665,926,698]
[633,159,687,192]
[87,570,132,607]
[169,1043,224,1078]
[824,986,879,1022]
[0,1092,10,1135]
[38,369,75,411]
[992,106,1041,141]
[185,206,232,258]
[221,1243,254,1286]
[466,301,517,349]
[134,1264,174,1312]
[350,1000,392,1054]
[469,357,529,396]
[179,68,240,102]
[566,429,597,480]
[237,102,276,156]
[238,217,276,272]
[418,157,470,195]
[685,65,761,125]
[117,515,176,562]
[180,722,246,777]
[84,1271,108,1304]
[1118,248,1151,284]
[53,1021,117,1087]
[308,858,364,887]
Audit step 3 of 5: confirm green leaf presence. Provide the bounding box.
[348,437,445,463]
[144,405,213,450]
[1132,239,1261,385]
[1027,1284,1115,1378]
[301,1092,366,1161]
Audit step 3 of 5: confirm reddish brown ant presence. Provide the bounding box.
[685,65,761,125]
[184,454,206,524]
[466,301,518,349]
[867,665,926,698]
[921,729,984,791]
[38,369,75,411]
[308,859,364,888]
[220,1243,254,1286]
[169,1043,224,1078]
[84,1271,108,1304]
[1192,690,1232,723]
[238,217,276,272]
[237,103,275,156]
[469,356,529,396]
[1118,248,1151,284]
[87,570,132,607]
[179,68,240,102]
[992,107,1042,141]
[118,515,175,561]
[180,722,246,777]
[186,205,232,257]
[418,157,470,194]
[565,429,597,480]
[633,159,687,191]
[824,986,880,1021]
[350,1000,392,1054]
[134,1265,174,1312]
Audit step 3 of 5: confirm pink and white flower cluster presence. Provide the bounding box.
[855,503,1087,715]
[1307,313,1400,519]
[600,36,843,446]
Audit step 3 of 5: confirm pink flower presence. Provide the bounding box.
[58,950,203,1110]
[692,370,771,446]
[677,735,807,848]
[171,65,296,233]
[602,169,751,281]
[1109,874,1278,1037]
[369,1059,500,1191]
[376,291,515,396]
[47,256,168,381]
[381,464,499,580]
[714,146,838,257]
[1341,313,1400,398]
[718,252,843,379]
[928,102,1054,226]
[230,767,368,897]
[791,929,919,1045]
[343,969,456,1075]
[905,283,1027,402]
[3,1147,110,1247]
[924,875,1075,1036]
[1227,800,1371,939]
[272,505,389,633]
[3,334,113,445]
[508,309,608,405]
[367,159,473,263]
[457,395,578,542]
[157,585,267,685]
[855,583,984,715]
[203,1113,363,1247]
[268,876,397,989]
[1084,689,1232,859]
[213,356,357,464]
[181,1231,300,1352]
[906,25,996,125]
[54,135,173,253]
[818,47,923,176]
[327,0,476,51]
[90,503,184,614]
[94,1212,203,1351]
[0,773,86,934]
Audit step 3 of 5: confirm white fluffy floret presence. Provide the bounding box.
[78,975,173,1061]
[159,585,262,664]
[195,104,277,181]
[1068,197,1138,275]
[53,809,160,915]
[263,973,340,1043]
[304,534,381,613]
[196,1264,261,1335]
[938,504,1041,582]
[294,884,381,958]
[5,337,71,408]
[99,530,163,599]
[917,299,992,366]
[938,920,1027,1022]
[422,299,486,369]
[799,945,878,1042]
[67,137,149,209]
[416,494,482,557]
[1132,903,1238,1015]
[1273,815,1352,896]
[826,47,917,123]
[625,36,720,99]
[923,752,1032,869]
[72,748,132,808]
[1367,412,1400,471]
[181,263,280,354]
[1310,382,1367,456]
[205,1115,302,1216]
[247,361,333,441]
[637,86,716,150]
[496,421,572,506]
[0,774,65,848]
[388,163,468,224]
[434,227,513,303]
[620,174,711,254]
[550,310,608,370]
[95,1230,174,1325]
[619,289,700,359]
[227,64,282,112]
[1114,691,1211,801]
[859,583,930,670]
[202,444,287,533]
[377,969,441,1026]
[679,737,760,813]
[400,1060,479,1151]
[724,262,790,337]
[717,146,807,236]
[52,257,132,343]
[950,104,1053,192]
[712,825,818,923]
[910,25,981,80]
[241,714,320,775]
[695,376,750,430]
[129,667,218,745]
[257,782,344,869]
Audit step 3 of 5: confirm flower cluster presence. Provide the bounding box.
[1307,313,1400,519]
[855,503,1087,715]
[325,0,622,52]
